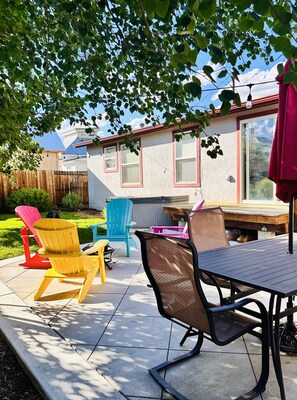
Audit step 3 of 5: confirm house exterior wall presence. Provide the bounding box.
[87,123,237,210]
[38,152,61,170]
[86,100,278,210]
[201,115,238,203]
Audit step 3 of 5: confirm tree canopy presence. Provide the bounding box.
[1,0,296,172]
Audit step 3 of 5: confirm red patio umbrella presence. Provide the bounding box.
[268,60,297,353]
[268,59,297,254]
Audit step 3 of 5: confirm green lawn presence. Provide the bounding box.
[0,212,105,260]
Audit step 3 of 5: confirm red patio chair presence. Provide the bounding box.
[15,205,51,269]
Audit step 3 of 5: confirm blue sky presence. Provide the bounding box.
[58,52,286,138]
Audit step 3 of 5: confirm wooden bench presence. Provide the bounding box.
[163,203,290,235]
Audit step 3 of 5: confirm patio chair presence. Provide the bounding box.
[135,230,269,400]
[186,207,258,295]
[15,205,51,269]
[89,198,137,257]
[180,207,259,344]
[34,219,108,303]
[150,199,204,238]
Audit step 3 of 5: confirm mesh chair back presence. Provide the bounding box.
[186,207,229,251]
[136,231,211,334]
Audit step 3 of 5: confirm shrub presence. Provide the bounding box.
[6,188,53,212]
[62,192,82,211]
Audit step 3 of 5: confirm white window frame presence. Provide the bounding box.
[240,113,277,204]
[173,132,199,187]
[103,145,118,172]
[120,142,142,187]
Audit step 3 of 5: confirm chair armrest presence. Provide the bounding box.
[89,222,106,229]
[126,221,137,229]
[208,298,267,316]
[83,239,109,255]
[150,226,184,233]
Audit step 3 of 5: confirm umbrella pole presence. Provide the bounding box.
[279,195,297,354]
[287,195,294,326]
[288,195,294,254]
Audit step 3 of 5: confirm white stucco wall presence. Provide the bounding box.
[201,114,238,203]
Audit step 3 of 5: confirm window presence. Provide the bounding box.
[174,132,199,186]
[104,145,117,172]
[241,115,276,202]
[120,143,142,186]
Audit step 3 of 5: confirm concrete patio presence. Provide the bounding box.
[1,238,297,400]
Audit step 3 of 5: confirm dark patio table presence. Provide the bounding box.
[198,234,297,400]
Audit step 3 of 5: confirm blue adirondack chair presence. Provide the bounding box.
[89,198,137,257]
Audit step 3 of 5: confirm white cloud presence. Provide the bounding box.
[127,117,148,130]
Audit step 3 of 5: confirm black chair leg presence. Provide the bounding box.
[179,326,198,346]
[149,332,204,400]
[105,260,112,270]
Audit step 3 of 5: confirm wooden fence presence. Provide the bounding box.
[0,170,88,211]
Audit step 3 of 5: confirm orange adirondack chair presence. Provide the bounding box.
[34,219,108,303]
[15,206,51,269]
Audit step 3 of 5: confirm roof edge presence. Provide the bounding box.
[74,94,279,148]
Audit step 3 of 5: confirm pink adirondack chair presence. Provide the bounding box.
[15,206,51,269]
[150,199,205,239]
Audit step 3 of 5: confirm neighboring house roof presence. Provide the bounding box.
[33,131,65,152]
[256,136,273,145]
[74,94,279,149]
[65,137,87,156]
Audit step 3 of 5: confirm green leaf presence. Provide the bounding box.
[219,90,236,101]
[188,0,200,12]
[238,16,254,32]
[156,0,170,18]
[62,2,77,13]
[193,75,201,85]
[182,40,190,56]
[218,69,228,78]
[273,36,292,56]
[188,49,198,65]
[253,1,269,16]
[272,22,291,36]
[175,43,185,53]
[198,0,216,21]
[220,100,231,116]
[195,34,207,49]
[233,93,241,107]
[228,52,237,66]
[229,0,252,11]
[143,0,157,15]
[277,62,284,75]
[184,82,202,98]
[283,71,297,85]
[203,65,214,81]
[270,5,291,25]
[178,14,192,27]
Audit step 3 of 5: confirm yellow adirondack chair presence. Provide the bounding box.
[34,219,108,303]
